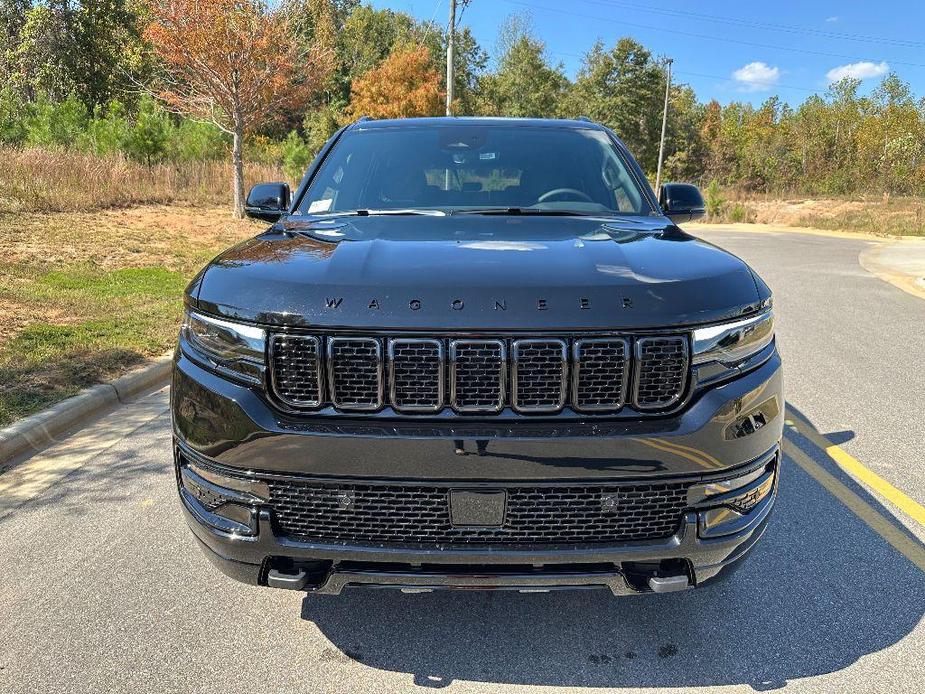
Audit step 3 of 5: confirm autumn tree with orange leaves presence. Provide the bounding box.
[346,45,443,121]
[145,0,332,217]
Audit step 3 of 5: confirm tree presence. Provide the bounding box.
[563,38,664,173]
[476,17,567,118]
[346,45,443,120]
[144,0,331,217]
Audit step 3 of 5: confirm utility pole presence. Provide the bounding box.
[655,58,673,194]
[446,0,456,117]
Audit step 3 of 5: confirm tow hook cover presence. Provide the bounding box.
[648,575,692,593]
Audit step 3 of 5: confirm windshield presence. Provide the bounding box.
[296,124,654,216]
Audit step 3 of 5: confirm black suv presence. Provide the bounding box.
[172,117,781,596]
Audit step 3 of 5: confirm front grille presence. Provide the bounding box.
[389,339,443,412]
[633,337,689,409]
[270,335,322,407]
[450,340,506,412]
[269,332,690,415]
[572,338,629,411]
[327,338,382,410]
[512,339,567,412]
[268,480,690,546]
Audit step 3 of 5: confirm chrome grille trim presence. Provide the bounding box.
[511,339,568,413]
[269,334,323,407]
[633,336,689,410]
[572,338,629,411]
[326,337,383,411]
[388,338,445,413]
[449,339,506,413]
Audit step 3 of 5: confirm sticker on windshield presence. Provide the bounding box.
[308,199,332,213]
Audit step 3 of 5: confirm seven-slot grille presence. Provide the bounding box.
[267,479,690,545]
[270,333,689,415]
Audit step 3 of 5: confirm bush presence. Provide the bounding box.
[122,96,171,165]
[24,93,88,148]
[170,119,227,162]
[0,87,27,144]
[78,101,131,156]
[727,202,756,223]
[281,131,313,181]
[704,179,725,218]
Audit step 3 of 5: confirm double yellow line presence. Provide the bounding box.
[784,412,925,574]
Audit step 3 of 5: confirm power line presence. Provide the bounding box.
[570,0,925,50]
[499,0,925,69]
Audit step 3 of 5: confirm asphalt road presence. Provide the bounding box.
[2,226,925,694]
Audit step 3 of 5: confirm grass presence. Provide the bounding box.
[0,206,264,426]
[0,146,284,212]
[703,191,925,236]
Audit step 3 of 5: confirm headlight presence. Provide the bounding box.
[692,307,774,367]
[183,310,266,382]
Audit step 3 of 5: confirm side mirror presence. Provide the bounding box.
[659,183,705,224]
[245,182,291,222]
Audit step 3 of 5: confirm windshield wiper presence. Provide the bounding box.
[452,207,602,217]
[304,208,447,218]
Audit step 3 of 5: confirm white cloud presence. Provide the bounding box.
[731,62,781,92]
[825,16,839,23]
[826,60,889,82]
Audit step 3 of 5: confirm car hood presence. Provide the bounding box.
[190,215,762,330]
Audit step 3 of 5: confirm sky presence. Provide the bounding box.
[369,0,925,107]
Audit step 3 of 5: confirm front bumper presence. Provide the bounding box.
[172,346,783,595]
[181,459,777,595]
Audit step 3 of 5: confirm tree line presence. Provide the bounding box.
[2,0,923,215]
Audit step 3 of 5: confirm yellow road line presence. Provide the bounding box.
[785,413,925,529]
[783,439,925,574]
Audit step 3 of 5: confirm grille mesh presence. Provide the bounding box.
[328,338,381,409]
[513,340,566,411]
[268,480,690,546]
[270,335,321,406]
[451,340,505,412]
[390,339,443,411]
[573,339,628,411]
[634,337,689,409]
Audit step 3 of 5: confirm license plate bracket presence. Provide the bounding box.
[449,490,507,527]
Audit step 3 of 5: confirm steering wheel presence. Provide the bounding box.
[536,188,594,203]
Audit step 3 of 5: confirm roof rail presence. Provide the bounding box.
[355,116,371,122]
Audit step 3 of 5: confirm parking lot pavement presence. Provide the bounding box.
[1,227,924,693]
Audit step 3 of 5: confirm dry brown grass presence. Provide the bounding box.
[707,191,925,236]
[0,146,285,213]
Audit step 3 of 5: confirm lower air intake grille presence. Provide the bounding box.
[267,480,690,546]
[633,336,689,409]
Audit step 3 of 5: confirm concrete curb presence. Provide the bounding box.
[0,353,173,466]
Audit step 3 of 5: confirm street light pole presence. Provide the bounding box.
[446,0,456,117]
[655,57,673,194]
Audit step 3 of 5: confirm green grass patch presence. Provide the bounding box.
[0,265,187,426]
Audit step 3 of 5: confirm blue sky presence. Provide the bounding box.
[370,0,925,106]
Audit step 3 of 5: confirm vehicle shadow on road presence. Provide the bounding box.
[300,413,925,691]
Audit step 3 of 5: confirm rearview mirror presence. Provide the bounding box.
[659,183,705,224]
[245,182,291,222]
